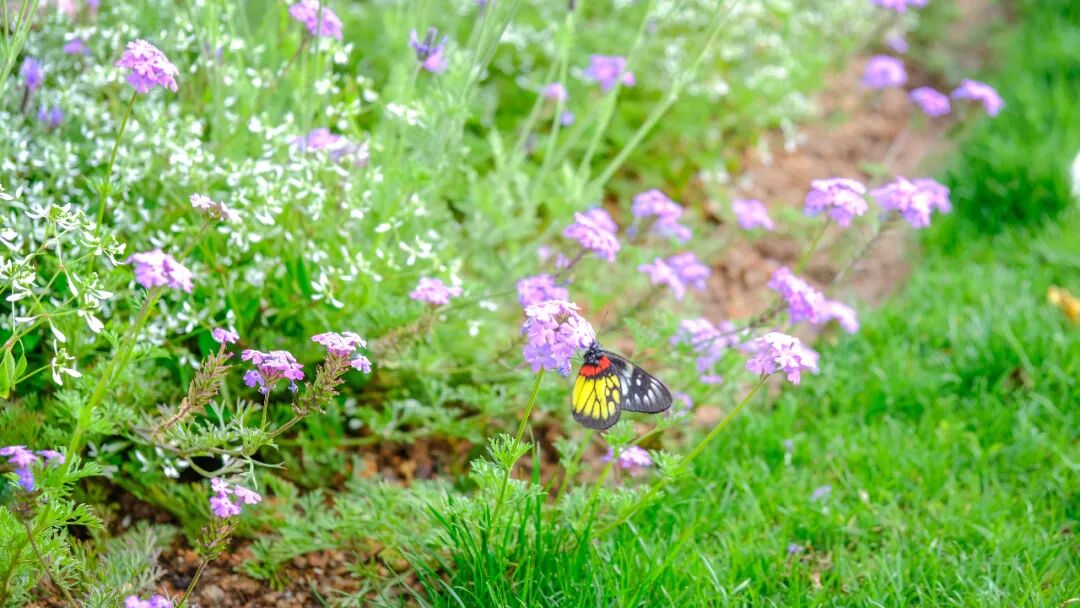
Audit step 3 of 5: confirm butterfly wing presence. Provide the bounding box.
[605,351,673,414]
[571,361,623,430]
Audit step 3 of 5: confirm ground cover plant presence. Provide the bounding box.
[0,0,1074,606]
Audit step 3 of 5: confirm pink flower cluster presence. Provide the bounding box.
[517,274,568,308]
[242,349,305,393]
[115,39,178,94]
[585,55,635,92]
[127,249,194,292]
[521,299,595,377]
[768,267,859,333]
[409,28,448,74]
[311,331,372,372]
[871,177,952,228]
[209,477,262,519]
[804,178,868,227]
[212,327,239,345]
[0,446,64,491]
[732,199,774,231]
[631,189,692,242]
[638,252,710,301]
[563,208,620,262]
[602,445,653,470]
[293,128,369,167]
[124,595,172,608]
[952,79,1004,117]
[909,87,951,117]
[410,278,462,306]
[288,0,344,39]
[862,55,907,89]
[745,332,820,385]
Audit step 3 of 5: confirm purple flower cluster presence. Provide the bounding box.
[209,477,262,519]
[671,318,741,384]
[211,327,239,344]
[520,299,595,377]
[20,57,43,91]
[952,79,1004,117]
[516,274,568,308]
[768,268,859,332]
[731,198,774,231]
[631,189,692,242]
[293,128,369,167]
[37,106,63,129]
[242,349,305,393]
[311,331,372,372]
[870,0,928,12]
[871,176,952,228]
[124,595,172,608]
[115,40,179,94]
[563,208,620,262]
[862,55,906,90]
[745,332,820,385]
[410,278,462,306]
[288,0,344,39]
[585,55,635,92]
[127,249,194,293]
[638,252,710,301]
[804,178,868,227]
[0,446,64,491]
[190,193,239,222]
[909,87,951,117]
[409,28,448,74]
[543,82,568,102]
[602,445,653,470]
[63,37,89,56]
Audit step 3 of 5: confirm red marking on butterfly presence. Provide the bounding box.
[579,356,611,377]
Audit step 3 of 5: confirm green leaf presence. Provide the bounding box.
[0,350,13,398]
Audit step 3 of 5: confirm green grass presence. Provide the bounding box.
[415,211,1080,606]
[938,0,1080,234]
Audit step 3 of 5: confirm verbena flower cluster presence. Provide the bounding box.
[563,208,620,262]
[410,277,463,306]
[631,189,692,242]
[768,267,859,333]
[124,595,172,608]
[638,252,710,301]
[114,39,178,94]
[209,477,262,519]
[602,446,653,470]
[288,0,344,39]
[127,249,194,292]
[745,332,820,385]
[862,55,907,89]
[0,446,64,491]
[517,274,569,308]
[242,349,305,393]
[871,177,952,228]
[585,55,635,91]
[521,300,595,377]
[732,198,774,231]
[804,178,868,227]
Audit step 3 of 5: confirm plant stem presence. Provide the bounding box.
[491,369,546,530]
[594,377,767,536]
[67,286,163,462]
[514,368,545,443]
[97,89,138,228]
[178,557,210,607]
[21,519,76,607]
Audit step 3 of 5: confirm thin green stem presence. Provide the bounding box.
[491,369,546,531]
[178,558,210,607]
[97,89,138,228]
[21,519,76,607]
[514,368,545,443]
[67,286,163,461]
[595,377,767,536]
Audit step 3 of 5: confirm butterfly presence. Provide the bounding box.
[571,341,672,430]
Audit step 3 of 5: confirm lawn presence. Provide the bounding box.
[0,0,1077,606]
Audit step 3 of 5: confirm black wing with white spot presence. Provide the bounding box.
[605,351,673,414]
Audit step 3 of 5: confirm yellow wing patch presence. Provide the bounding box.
[572,373,623,430]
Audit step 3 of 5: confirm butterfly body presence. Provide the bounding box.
[572,342,672,430]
